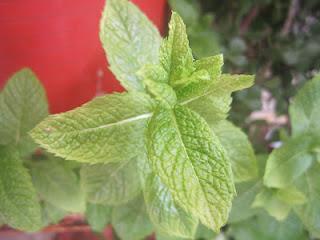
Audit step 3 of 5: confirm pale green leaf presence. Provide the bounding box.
[213,120,258,182]
[289,75,320,136]
[30,157,85,212]
[144,173,198,238]
[294,164,320,238]
[41,201,67,226]
[277,186,306,206]
[156,232,185,240]
[181,74,254,124]
[195,224,217,239]
[86,203,112,232]
[194,54,223,80]
[100,0,161,91]
[81,159,140,205]
[147,105,235,231]
[252,188,291,221]
[0,68,48,145]
[228,212,308,240]
[31,92,155,163]
[160,12,194,87]
[264,135,314,188]
[144,80,177,107]
[229,180,262,223]
[112,196,153,240]
[0,146,41,231]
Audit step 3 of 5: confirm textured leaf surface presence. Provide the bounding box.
[31,92,154,163]
[0,147,41,231]
[213,120,258,182]
[160,12,194,87]
[147,105,235,231]
[289,75,320,136]
[100,0,161,91]
[0,68,48,145]
[144,173,198,238]
[86,203,112,232]
[264,135,314,188]
[112,196,153,240]
[144,80,177,107]
[30,157,85,212]
[81,159,140,205]
[228,212,308,240]
[294,164,320,238]
[181,74,254,124]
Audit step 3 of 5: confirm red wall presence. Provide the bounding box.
[0,0,167,113]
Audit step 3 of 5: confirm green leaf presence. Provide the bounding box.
[160,12,194,87]
[181,74,254,124]
[147,105,235,232]
[100,0,161,91]
[263,135,314,188]
[31,92,155,163]
[0,146,41,231]
[41,201,67,226]
[195,224,217,239]
[294,164,320,238]
[228,212,308,240]
[144,80,177,107]
[229,180,262,223]
[194,54,223,80]
[252,188,291,221]
[144,173,198,238]
[81,159,140,205]
[30,157,85,212]
[289,75,320,136]
[213,120,258,182]
[86,203,112,232]
[277,186,306,206]
[0,68,48,145]
[112,196,153,240]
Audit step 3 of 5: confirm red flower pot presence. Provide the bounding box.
[0,0,167,113]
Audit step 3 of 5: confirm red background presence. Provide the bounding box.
[0,0,167,113]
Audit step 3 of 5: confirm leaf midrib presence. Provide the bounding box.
[168,108,215,224]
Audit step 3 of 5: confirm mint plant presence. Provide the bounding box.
[1,0,320,240]
[29,0,255,238]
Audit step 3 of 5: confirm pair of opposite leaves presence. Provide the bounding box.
[31,0,255,234]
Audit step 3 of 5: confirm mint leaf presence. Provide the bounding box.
[228,212,308,240]
[195,224,217,239]
[263,135,314,188]
[252,188,291,221]
[0,68,48,145]
[86,203,112,232]
[41,201,67,226]
[144,80,177,107]
[160,12,194,87]
[229,180,262,223]
[144,173,198,238]
[181,74,254,124]
[31,92,155,163]
[112,196,153,240]
[277,186,306,206]
[213,120,258,182]
[81,159,140,205]
[100,0,161,91]
[30,157,85,212]
[294,164,320,238]
[147,105,235,231]
[289,75,320,136]
[0,146,41,231]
